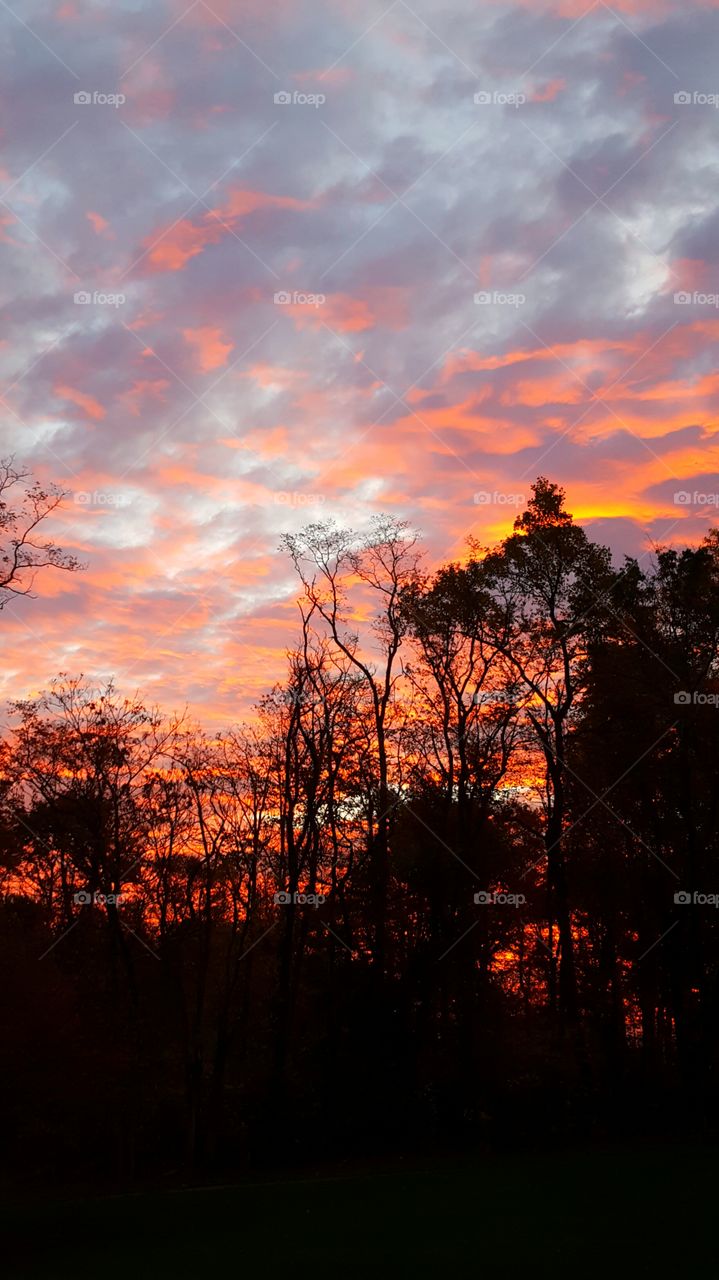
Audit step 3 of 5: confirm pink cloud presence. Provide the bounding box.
[55,384,106,422]
[182,325,234,371]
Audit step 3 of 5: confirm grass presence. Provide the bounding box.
[3,1141,714,1277]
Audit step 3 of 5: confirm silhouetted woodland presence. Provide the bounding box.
[3,464,719,1185]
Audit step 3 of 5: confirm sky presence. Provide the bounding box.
[1,0,718,726]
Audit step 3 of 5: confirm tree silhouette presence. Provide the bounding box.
[3,476,719,1183]
[0,458,81,608]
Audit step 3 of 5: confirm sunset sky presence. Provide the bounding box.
[2,0,718,725]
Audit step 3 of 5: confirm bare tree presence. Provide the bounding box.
[282,516,422,972]
[0,458,81,608]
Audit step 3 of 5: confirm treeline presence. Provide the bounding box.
[2,474,719,1183]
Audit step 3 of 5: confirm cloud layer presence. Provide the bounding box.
[1,0,718,722]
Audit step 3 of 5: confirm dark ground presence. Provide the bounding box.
[2,1140,715,1278]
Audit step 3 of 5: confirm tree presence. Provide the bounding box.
[3,478,719,1184]
[282,516,422,973]
[0,458,81,608]
[574,534,719,1093]
[480,478,614,1023]
[9,677,183,998]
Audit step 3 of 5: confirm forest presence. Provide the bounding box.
[2,464,719,1185]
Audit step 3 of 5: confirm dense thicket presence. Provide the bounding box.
[2,477,719,1183]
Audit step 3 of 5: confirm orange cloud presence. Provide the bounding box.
[293,294,374,332]
[441,337,635,383]
[500,375,585,407]
[117,378,171,417]
[670,259,713,292]
[284,287,410,334]
[142,218,224,273]
[215,189,313,220]
[515,0,677,13]
[530,78,566,102]
[55,384,106,422]
[182,325,234,371]
[143,188,314,273]
[86,211,112,237]
[126,308,167,332]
